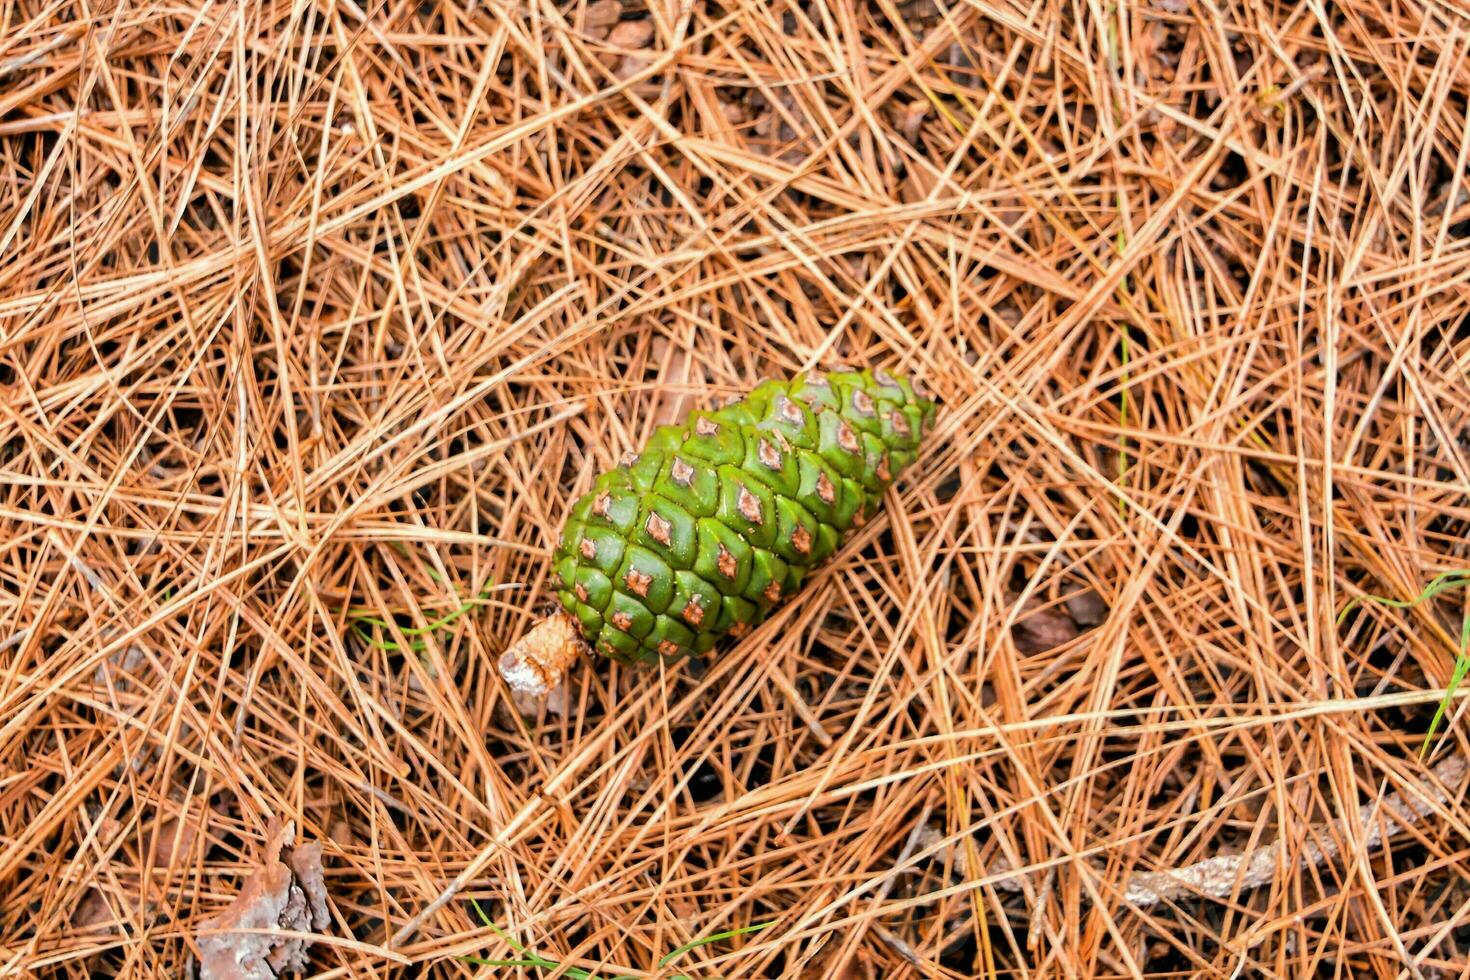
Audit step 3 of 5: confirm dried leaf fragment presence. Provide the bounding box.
[73,888,119,931]
[1012,597,1080,653]
[800,937,879,978]
[579,0,621,38]
[149,810,202,871]
[196,820,329,980]
[606,18,655,81]
[1063,588,1108,627]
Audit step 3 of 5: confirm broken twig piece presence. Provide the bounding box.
[920,754,1470,908]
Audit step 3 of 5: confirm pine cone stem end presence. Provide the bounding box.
[498,611,585,697]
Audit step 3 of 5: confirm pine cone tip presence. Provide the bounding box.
[499,611,585,697]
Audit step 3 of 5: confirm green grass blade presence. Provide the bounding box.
[469,899,528,953]
[352,592,486,636]
[462,901,601,978]
[463,901,764,977]
[1422,615,1470,757]
[348,581,494,652]
[1336,571,1470,755]
[658,921,774,968]
[1336,571,1470,625]
[350,623,427,653]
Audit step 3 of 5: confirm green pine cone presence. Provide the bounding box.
[553,369,936,665]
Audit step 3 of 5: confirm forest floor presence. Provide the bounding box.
[3,0,1470,976]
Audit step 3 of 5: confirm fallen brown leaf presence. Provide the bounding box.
[1012,598,1080,653]
[607,18,654,81]
[799,936,878,978]
[148,810,202,871]
[196,820,329,980]
[579,0,620,38]
[72,888,119,931]
[1063,588,1109,627]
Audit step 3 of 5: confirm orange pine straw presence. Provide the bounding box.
[3,0,1470,976]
